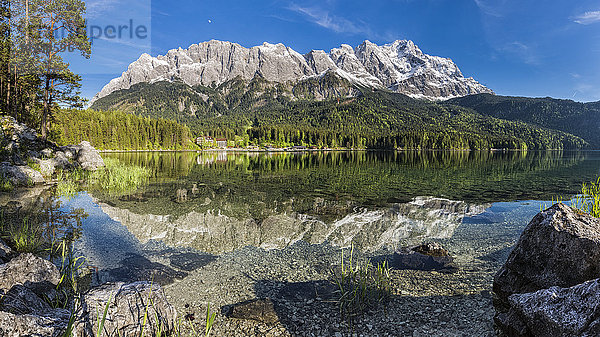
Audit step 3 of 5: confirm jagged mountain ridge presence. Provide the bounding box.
[92,39,493,103]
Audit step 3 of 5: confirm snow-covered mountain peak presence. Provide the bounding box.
[91,39,493,103]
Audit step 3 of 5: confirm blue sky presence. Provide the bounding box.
[69,0,600,102]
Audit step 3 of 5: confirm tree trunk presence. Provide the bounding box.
[41,76,49,140]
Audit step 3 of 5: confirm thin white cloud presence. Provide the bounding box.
[500,41,540,65]
[286,3,400,41]
[572,11,600,25]
[86,0,120,18]
[288,4,362,34]
[473,0,506,17]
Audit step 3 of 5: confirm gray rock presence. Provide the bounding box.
[75,141,104,171]
[0,253,61,293]
[224,298,279,324]
[0,163,45,185]
[40,148,53,158]
[38,158,56,177]
[390,242,457,273]
[0,310,70,337]
[0,284,53,315]
[493,203,600,308]
[496,278,600,337]
[0,238,13,263]
[52,151,72,169]
[75,281,177,337]
[91,39,492,103]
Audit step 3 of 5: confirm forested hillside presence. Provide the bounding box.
[90,79,587,150]
[447,94,600,148]
[51,109,197,150]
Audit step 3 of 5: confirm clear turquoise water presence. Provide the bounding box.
[57,150,600,272]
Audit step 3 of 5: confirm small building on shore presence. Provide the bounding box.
[215,138,228,148]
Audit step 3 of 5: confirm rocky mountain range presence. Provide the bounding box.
[92,39,493,103]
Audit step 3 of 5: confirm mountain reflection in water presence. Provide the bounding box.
[96,196,487,254]
[78,150,600,256]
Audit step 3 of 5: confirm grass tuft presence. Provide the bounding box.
[573,177,600,218]
[331,245,392,318]
[89,158,151,196]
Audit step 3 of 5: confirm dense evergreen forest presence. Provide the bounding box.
[51,109,196,150]
[90,79,588,150]
[447,94,600,148]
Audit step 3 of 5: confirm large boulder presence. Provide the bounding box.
[494,203,600,306]
[0,284,55,315]
[496,278,600,337]
[75,282,177,336]
[0,253,61,293]
[75,141,104,171]
[0,310,70,337]
[0,162,45,186]
[493,203,600,335]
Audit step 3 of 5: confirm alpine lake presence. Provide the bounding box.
[5,150,600,336]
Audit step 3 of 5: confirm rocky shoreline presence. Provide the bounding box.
[0,240,178,336]
[0,116,105,187]
[493,203,600,336]
[3,192,599,336]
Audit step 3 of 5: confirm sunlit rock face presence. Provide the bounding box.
[96,196,487,254]
[91,39,492,103]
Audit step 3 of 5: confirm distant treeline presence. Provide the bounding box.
[51,109,197,150]
[90,80,589,150]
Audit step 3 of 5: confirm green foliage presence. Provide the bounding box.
[0,175,13,192]
[26,157,41,172]
[332,245,391,318]
[8,0,91,139]
[51,108,197,150]
[90,79,588,150]
[96,295,111,337]
[55,168,91,199]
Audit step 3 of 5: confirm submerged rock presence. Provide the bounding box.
[224,298,279,324]
[493,203,600,307]
[390,242,457,273]
[76,282,177,337]
[496,278,600,337]
[105,254,188,286]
